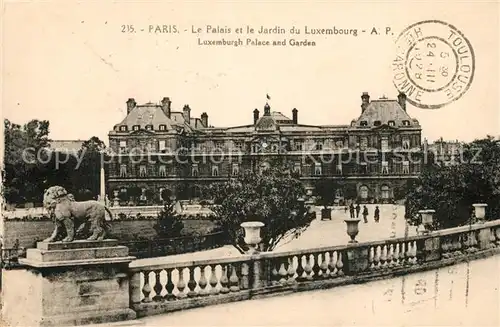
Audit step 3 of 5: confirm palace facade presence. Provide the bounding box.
[106,92,422,204]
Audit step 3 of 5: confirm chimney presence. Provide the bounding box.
[397,92,407,111]
[201,112,208,127]
[253,109,260,125]
[292,108,298,124]
[126,98,136,114]
[361,92,370,113]
[161,97,172,117]
[183,104,191,123]
[264,103,271,116]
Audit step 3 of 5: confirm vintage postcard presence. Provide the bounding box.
[1,1,499,326]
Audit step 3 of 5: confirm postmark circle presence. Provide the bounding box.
[392,20,475,109]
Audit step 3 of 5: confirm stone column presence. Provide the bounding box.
[2,240,136,326]
[100,165,106,205]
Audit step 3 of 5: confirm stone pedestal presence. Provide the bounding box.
[2,240,137,327]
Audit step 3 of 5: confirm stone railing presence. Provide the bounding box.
[128,218,500,318]
[4,205,500,326]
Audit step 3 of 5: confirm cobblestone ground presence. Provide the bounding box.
[93,255,500,327]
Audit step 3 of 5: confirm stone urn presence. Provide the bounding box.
[344,218,361,243]
[419,209,435,233]
[241,221,265,254]
[473,203,487,222]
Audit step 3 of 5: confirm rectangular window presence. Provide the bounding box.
[402,138,410,149]
[314,163,322,175]
[159,165,167,177]
[159,140,166,151]
[214,141,224,149]
[139,165,147,177]
[295,141,303,151]
[403,161,410,174]
[381,138,389,151]
[211,165,219,177]
[336,162,342,175]
[360,137,368,150]
[192,164,199,177]
[315,141,323,151]
[381,161,389,174]
[232,163,239,176]
[120,164,127,177]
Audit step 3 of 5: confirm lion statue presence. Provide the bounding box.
[43,186,113,242]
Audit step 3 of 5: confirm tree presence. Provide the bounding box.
[154,199,184,238]
[405,136,500,229]
[76,137,106,198]
[4,119,51,204]
[203,166,315,253]
[314,178,345,208]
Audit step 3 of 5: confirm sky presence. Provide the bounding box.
[2,1,499,145]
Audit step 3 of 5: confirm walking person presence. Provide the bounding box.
[349,203,355,218]
[362,205,369,223]
[374,206,380,223]
[355,203,361,218]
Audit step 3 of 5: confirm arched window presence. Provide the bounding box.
[381,185,390,199]
[359,185,369,199]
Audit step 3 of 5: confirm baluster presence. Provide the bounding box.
[209,264,220,295]
[336,251,344,276]
[278,259,288,284]
[399,242,406,265]
[198,265,209,296]
[441,237,450,258]
[220,265,230,293]
[271,261,280,285]
[296,255,305,281]
[304,254,314,280]
[405,242,413,264]
[287,256,297,284]
[311,253,321,279]
[410,241,418,264]
[380,245,388,268]
[142,271,152,302]
[152,270,164,301]
[319,252,329,278]
[187,267,198,297]
[368,247,375,270]
[328,252,338,276]
[387,244,394,267]
[373,246,381,269]
[229,264,240,292]
[165,268,176,300]
[176,268,187,299]
[489,229,497,248]
[393,243,400,266]
[241,262,249,289]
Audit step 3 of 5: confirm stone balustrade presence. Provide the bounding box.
[129,219,500,318]
[4,207,500,326]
